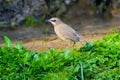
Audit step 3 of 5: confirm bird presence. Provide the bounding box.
[47,17,85,48]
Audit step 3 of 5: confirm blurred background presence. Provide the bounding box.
[0,0,120,50]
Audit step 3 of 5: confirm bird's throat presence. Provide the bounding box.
[52,24,56,28]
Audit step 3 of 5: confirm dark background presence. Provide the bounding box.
[0,0,120,42]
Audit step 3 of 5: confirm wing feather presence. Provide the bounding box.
[55,24,80,42]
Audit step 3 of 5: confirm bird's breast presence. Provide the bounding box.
[54,26,66,40]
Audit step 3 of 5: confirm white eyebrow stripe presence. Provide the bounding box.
[51,21,56,25]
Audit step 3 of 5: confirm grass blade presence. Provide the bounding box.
[80,62,84,80]
[4,36,12,47]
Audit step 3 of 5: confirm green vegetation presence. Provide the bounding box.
[0,33,120,80]
[5,0,13,3]
[24,16,44,26]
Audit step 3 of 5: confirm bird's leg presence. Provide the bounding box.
[80,41,84,46]
[71,41,76,48]
[65,41,71,49]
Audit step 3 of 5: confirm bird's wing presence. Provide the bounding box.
[56,24,80,42]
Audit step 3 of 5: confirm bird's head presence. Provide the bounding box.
[47,17,63,27]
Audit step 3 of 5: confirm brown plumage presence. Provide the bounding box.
[48,17,82,48]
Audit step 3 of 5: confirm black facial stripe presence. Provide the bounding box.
[51,20,56,22]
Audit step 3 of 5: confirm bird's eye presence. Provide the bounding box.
[51,20,56,22]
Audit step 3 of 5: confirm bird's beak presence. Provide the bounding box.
[45,19,50,22]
